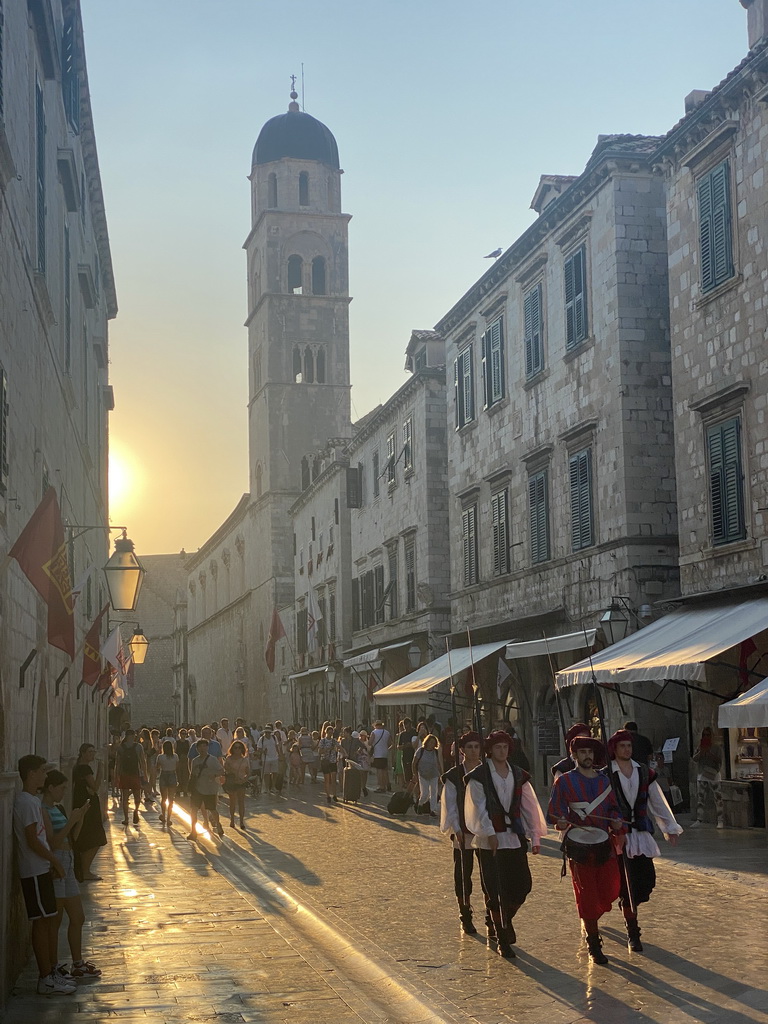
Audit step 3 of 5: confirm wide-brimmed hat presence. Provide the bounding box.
[607,729,633,758]
[569,735,605,761]
[564,723,590,747]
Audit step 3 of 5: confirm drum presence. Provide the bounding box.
[563,826,612,865]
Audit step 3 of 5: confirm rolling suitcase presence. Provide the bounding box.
[387,789,413,815]
[342,762,362,803]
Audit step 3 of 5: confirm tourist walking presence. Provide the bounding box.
[318,725,341,804]
[257,726,282,794]
[224,740,250,827]
[370,721,392,793]
[412,734,443,816]
[156,740,179,825]
[188,738,225,839]
[175,729,191,797]
[691,726,725,828]
[71,743,107,881]
[115,730,146,827]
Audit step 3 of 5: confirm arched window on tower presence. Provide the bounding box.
[293,346,303,383]
[287,255,303,294]
[301,456,310,490]
[316,347,326,383]
[255,462,263,498]
[311,256,326,295]
[268,173,278,208]
[303,347,315,384]
[299,172,309,206]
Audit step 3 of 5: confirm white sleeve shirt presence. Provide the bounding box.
[612,760,683,858]
[464,763,547,851]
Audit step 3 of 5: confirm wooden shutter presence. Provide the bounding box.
[454,355,461,428]
[486,318,504,404]
[524,284,543,378]
[491,489,509,576]
[708,419,745,544]
[403,417,413,470]
[404,538,416,611]
[699,161,732,293]
[346,466,361,508]
[388,547,398,618]
[374,565,385,623]
[352,578,361,631]
[565,247,587,348]
[372,451,380,497]
[529,471,549,563]
[481,329,490,408]
[569,450,593,551]
[462,506,477,586]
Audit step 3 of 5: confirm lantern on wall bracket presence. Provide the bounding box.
[128,626,150,665]
[408,643,422,671]
[599,600,631,646]
[103,530,145,611]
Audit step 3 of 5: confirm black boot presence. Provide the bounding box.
[459,904,477,935]
[625,917,643,952]
[586,934,608,965]
[496,926,516,959]
[485,915,497,950]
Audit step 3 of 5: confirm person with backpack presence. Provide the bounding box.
[369,721,392,793]
[187,738,225,839]
[115,731,147,827]
[412,734,443,816]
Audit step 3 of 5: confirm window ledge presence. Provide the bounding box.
[455,418,478,436]
[523,368,549,391]
[563,335,595,363]
[695,273,742,310]
[688,379,749,414]
[484,396,509,417]
[710,537,754,558]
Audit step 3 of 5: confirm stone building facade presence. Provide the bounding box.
[0,0,116,1000]
[435,136,681,783]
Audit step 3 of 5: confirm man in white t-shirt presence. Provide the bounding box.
[216,718,234,754]
[13,755,75,996]
[369,721,392,793]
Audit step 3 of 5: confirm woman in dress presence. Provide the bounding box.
[156,740,179,825]
[71,743,107,881]
[224,740,250,828]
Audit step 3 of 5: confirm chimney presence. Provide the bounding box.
[741,0,768,49]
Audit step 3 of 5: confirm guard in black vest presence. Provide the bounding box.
[464,731,547,958]
[439,731,483,934]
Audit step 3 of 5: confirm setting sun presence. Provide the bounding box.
[109,448,133,510]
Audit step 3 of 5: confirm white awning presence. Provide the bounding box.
[288,666,327,682]
[555,598,768,689]
[506,629,596,660]
[719,678,768,728]
[343,641,413,670]
[371,640,510,706]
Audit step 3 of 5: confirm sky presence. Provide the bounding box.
[80,0,749,555]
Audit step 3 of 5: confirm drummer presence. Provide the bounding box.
[547,735,626,965]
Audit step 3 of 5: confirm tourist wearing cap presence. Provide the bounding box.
[547,735,626,964]
[603,729,683,952]
[463,731,547,959]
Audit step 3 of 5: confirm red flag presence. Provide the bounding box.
[9,487,74,659]
[265,607,286,673]
[82,605,110,686]
[96,663,113,692]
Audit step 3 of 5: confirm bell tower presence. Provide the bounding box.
[244,88,352,671]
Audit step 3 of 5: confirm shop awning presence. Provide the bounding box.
[719,678,768,728]
[288,666,327,683]
[371,640,510,706]
[555,598,768,689]
[506,629,596,660]
[343,641,413,670]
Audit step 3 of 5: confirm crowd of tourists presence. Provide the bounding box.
[14,712,723,995]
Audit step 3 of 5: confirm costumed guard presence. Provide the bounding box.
[439,732,483,934]
[547,736,625,964]
[604,729,683,952]
[464,731,547,959]
[551,723,604,779]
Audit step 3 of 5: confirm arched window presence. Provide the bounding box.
[316,347,326,383]
[255,463,263,498]
[311,256,326,295]
[287,255,303,294]
[301,456,310,490]
[293,346,303,383]
[299,171,309,206]
[303,347,315,384]
[268,173,278,208]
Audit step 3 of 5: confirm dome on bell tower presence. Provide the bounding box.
[252,90,340,169]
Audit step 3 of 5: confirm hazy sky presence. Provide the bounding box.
[80,0,748,555]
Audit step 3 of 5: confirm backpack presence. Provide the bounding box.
[119,743,139,775]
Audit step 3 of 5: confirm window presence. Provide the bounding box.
[64,225,71,372]
[352,578,360,631]
[316,346,326,383]
[454,346,474,428]
[62,16,80,132]
[387,545,398,618]
[707,417,745,544]
[564,245,588,349]
[360,570,375,628]
[346,465,362,508]
[698,160,733,293]
[303,347,314,383]
[462,505,478,586]
[293,345,303,382]
[386,431,396,485]
[491,488,510,576]
[524,283,544,378]
[403,416,413,473]
[36,82,46,274]
[372,450,380,498]
[528,470,550,564]
[287,255,303,294]
[374,564,385,624]
[482,317,505,407]
[404,536,416,612]
[0,363,8,494]
[318,595,327,646]
[311,516,316,542]
[299,171,309,206]
[297,606,307,655]
[267,173,277,208]
[328,590,337,641]
[357,461,365,505]
[311,256,326,294]
[569,448,594,551]
[301,456,310,490]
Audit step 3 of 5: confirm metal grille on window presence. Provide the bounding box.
[569,449,593,551]
[491,489,509,576]
[564,246,587,349]
[482,318,504,407]
[528,471,550,564]
[698,160,733,293]
[462,505,478,586]
[708,417,745,544]
[524,283,544,378]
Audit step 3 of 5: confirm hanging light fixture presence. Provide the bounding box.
[408,643,422,670]
[103,530,145,611]
[600,600,631,645]
[128,627,149,665]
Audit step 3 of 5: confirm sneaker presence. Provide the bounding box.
[717,820,725,829]
[71,960,102,979]
[54,963,73,980]
[38,973,76,995]
[688,819,704,828]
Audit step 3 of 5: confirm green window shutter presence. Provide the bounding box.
[352,578,360,631]
[492,489,509,576]
[463,348,474,423]
[569,450,593,551]
[529,471,549,564]
[708,418,745,544]
[0,365,8,492]
[462,506,478,586]
[453,356,461,428]
[524,284,543,378]
[565,248,587,348]
[699,161,733,293]
[374,565,385,624]
[481,328,490,408]
[489,318,504,403]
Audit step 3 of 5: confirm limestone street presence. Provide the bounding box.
[5,786,767,1024]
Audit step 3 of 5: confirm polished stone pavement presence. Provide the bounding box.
[4,784,767,1024]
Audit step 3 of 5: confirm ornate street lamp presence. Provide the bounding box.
[128,627,149,665]
[600,600,631,646]
[103,530,145,611]
[408,643,422,671]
